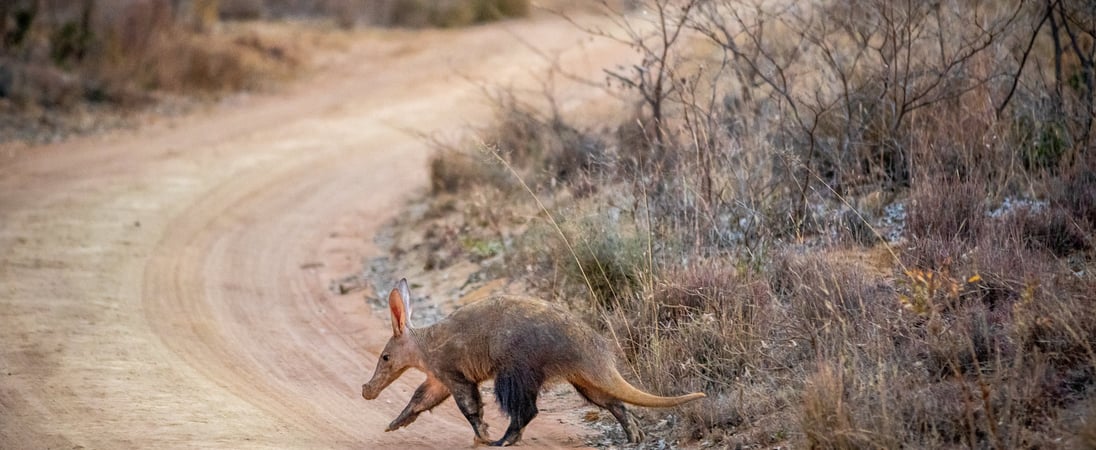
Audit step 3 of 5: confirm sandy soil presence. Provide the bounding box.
[0,16,633,449]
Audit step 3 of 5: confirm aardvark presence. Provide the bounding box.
[361,278,706,446]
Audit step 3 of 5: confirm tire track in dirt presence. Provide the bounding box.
[1,16,631,448]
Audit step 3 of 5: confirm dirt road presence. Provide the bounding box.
[0,17,631,448]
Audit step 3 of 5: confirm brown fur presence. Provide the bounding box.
[361,279,706,446]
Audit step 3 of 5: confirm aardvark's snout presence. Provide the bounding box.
[362,384,379,400]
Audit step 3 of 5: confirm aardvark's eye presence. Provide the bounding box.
[382,354,390,362]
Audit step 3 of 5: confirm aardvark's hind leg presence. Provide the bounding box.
[572,381,645,443]
[492,368,545,446]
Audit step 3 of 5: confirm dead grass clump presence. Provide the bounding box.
[919,302,1011,378]
[902,179,988,270]
[771,249,897,356]
[380,0,530,28]
[786,256,1091,448]
[600,262,785,443]
[800,363,864,449]
[1014,207,1091,257]
[481,98,609,194]
[134,24,305,94]
[652,264,772,378]
[429,149,511,194]
[154,34,263,91]
[771,245,1078,447]
[218,0,265,20]
[476,0,530,20]
[907,179,986,243]
[484,100,546,166]
[966,231,1031,310]
[565,218,646,311]
[501,207,647,312]
[1050,164,1096,230]
[1012,275,1096,370]
[543,124,608,196]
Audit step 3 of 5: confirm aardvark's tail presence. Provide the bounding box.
[601,370,705,408]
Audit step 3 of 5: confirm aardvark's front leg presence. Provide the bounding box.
[387,377,451,431]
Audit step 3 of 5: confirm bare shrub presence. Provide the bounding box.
[1034,1,1096,154]
[693,0,1026,224]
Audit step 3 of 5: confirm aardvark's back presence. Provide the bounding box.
[425,296,610,382]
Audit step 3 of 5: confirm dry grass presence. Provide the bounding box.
[430,148,511,195]
[1,3,335,104]
[410,87,1095,447]
[131,24,305,94]
[1,0,529,142]
[386,0,1096,446]
[0,2,355,144]
[378,0,531,28]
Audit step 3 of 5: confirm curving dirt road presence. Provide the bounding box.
[0,17,631,448]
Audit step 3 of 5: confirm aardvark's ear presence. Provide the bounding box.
[388,278,412,337]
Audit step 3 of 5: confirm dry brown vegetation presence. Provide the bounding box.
[376,0,530,28]
[0,0,536,143]
[0,1,336,143]
[392,0,1096,447]
[0,1,327,104]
